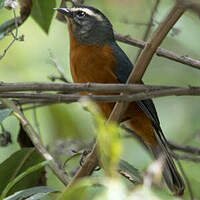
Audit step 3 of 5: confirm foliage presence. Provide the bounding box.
[0,0,200,199]
[31,0,56,34]
[81,99,122,177]
[1,160,49,199]
[4,186,56,200]
[0,148,45,198]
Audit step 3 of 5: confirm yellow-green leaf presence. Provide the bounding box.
[80,98,122,177]
[56,178,92,200]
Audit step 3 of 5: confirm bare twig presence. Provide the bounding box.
[1,85,200,103]
[114,32,200,70]
[172,152,200,163]
[122,124,200,163]
[168,141,200,156]
[0,0,32,36]
[135,0,160,60]
[68,144,98,186]
[0,9,18,59]
[0,99,70,186]
[32,103,42,139]
[49,50,69,83]
[144,0,160,41]
[1,82,200,94]
[0,82,178,93]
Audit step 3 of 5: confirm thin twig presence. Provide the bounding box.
[0,10,18,59]
[121,123,200,163]
[135,0,160,60]
[114,32,200,70]
[168,141,200,156]
[172,152,200,163]
[32,103,42,139]
[1,99,70,186]
[0,0,32,36]
[0,82,179,93]
[49,50,69,83]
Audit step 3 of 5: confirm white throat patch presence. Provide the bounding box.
[70,7,103,22]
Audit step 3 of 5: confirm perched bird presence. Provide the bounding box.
[56,6,185,195]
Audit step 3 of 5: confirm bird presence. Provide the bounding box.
[55,6,185,195]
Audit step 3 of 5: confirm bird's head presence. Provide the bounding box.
[55,6,115,45]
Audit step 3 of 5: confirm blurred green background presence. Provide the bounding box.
[1,0,200,198]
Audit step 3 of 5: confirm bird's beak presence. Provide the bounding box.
[54,8,73,18]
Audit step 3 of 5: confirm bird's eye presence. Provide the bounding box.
[76,11,86,18]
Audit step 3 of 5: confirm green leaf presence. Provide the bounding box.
[0,148,45,197]
[80,99,121,177]
[25,192,52,200]
[97,118,121,177]
[4,186,56,200]
[118,159,142,184]
[1,160,49,199]
[0,109,12,123]
[0,0,5,10]
[31,0,56,34]
[56,178,92,200]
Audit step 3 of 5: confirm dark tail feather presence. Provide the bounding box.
[150,132,185,196]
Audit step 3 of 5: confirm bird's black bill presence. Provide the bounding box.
[54,8,73,18]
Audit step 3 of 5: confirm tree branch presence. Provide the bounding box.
[0,86,200,103]
[114,32,200,70]
[1,82,200,93]
[108,1,186,123]
[168,141,200,156]
[0,99,70,186]
[135,0,160,60]
[0,82,178,93]
[66,1,186,186]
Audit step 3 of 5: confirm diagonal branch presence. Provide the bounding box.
[135,0,161,60]
[1,99,70,186]
[108,1,186,123]
[67,1,186,186]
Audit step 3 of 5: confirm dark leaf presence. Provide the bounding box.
[31,0,56,33]
[0,109,12,123]
[4,186,56,200]
[17,123,34,148]
[0,148,45,197]
[0,131,12,147]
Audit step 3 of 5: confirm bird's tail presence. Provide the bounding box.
[150,131,185,196]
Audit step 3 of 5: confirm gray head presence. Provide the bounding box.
[55,6,115,45]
